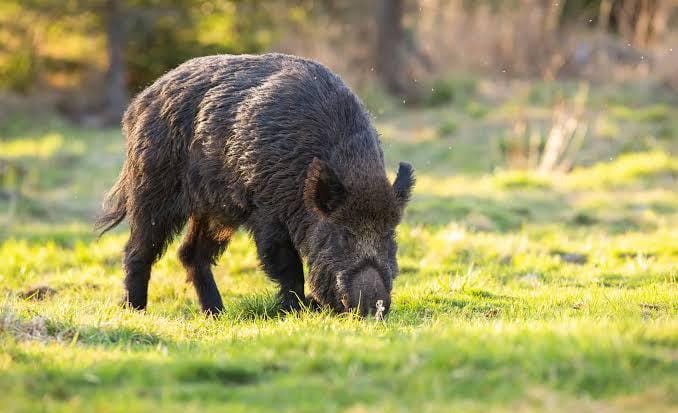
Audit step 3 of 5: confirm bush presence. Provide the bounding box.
[437,119,458,138]
[125,9,268,93]
[464,101,489,119]
[426,76,477,107]
[0,49,36,94]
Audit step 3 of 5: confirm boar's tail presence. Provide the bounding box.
[94,169,128,237]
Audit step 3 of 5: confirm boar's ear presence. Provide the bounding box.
[393,162,415,208]
[304,157,346,216]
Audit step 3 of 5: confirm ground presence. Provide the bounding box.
[0,79,676,412]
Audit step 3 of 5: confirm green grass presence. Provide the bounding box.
[1,81,677,412]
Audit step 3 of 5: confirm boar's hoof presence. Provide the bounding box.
[202,304,224,318]
[279,294,305,313]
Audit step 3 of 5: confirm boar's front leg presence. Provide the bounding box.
[252,221,305,312]
[178,217,231,315]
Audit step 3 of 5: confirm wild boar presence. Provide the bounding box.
[96,53,414,317]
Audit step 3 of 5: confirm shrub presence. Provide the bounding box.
[0,49,36,93]
[426,76,477,107]
[437,119,458,138]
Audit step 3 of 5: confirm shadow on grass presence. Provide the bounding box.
[408,190,671,234]
[224,293,282,321]
[394,291,523,321]
[1,357,263,403]
[406,193,566,230]
[3,292,296,348]
[1,303,170,348]
[0,222,100,246]
[156,293,297,321]
[595,273,669,289]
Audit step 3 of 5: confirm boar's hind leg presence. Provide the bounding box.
[124,210,187,311]
[253,223,305,312]
[178,217,231,316]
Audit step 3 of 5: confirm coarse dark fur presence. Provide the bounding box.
[96,53,415,317]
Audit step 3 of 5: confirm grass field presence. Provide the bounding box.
[1,79,677,412]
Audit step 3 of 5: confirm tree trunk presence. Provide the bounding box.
[598,0,613,33]
[375,0,407,95]
[104,0,127,125]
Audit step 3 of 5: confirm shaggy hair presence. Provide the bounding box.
[97,53,414,316]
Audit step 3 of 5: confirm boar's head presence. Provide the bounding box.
[303,157,414,317]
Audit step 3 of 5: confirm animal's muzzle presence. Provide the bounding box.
[342,266,391,317]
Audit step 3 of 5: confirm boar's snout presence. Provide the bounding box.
[342,267,391,318]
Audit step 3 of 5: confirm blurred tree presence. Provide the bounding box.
[561,0,675,47]
[375,0,433,99]
[104,0,127,123]
[613,0,674,47]
[1,0,675,110]
[376,0,407,95]
[0,0,271,123]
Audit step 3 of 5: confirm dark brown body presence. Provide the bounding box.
[97,53,414,316]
